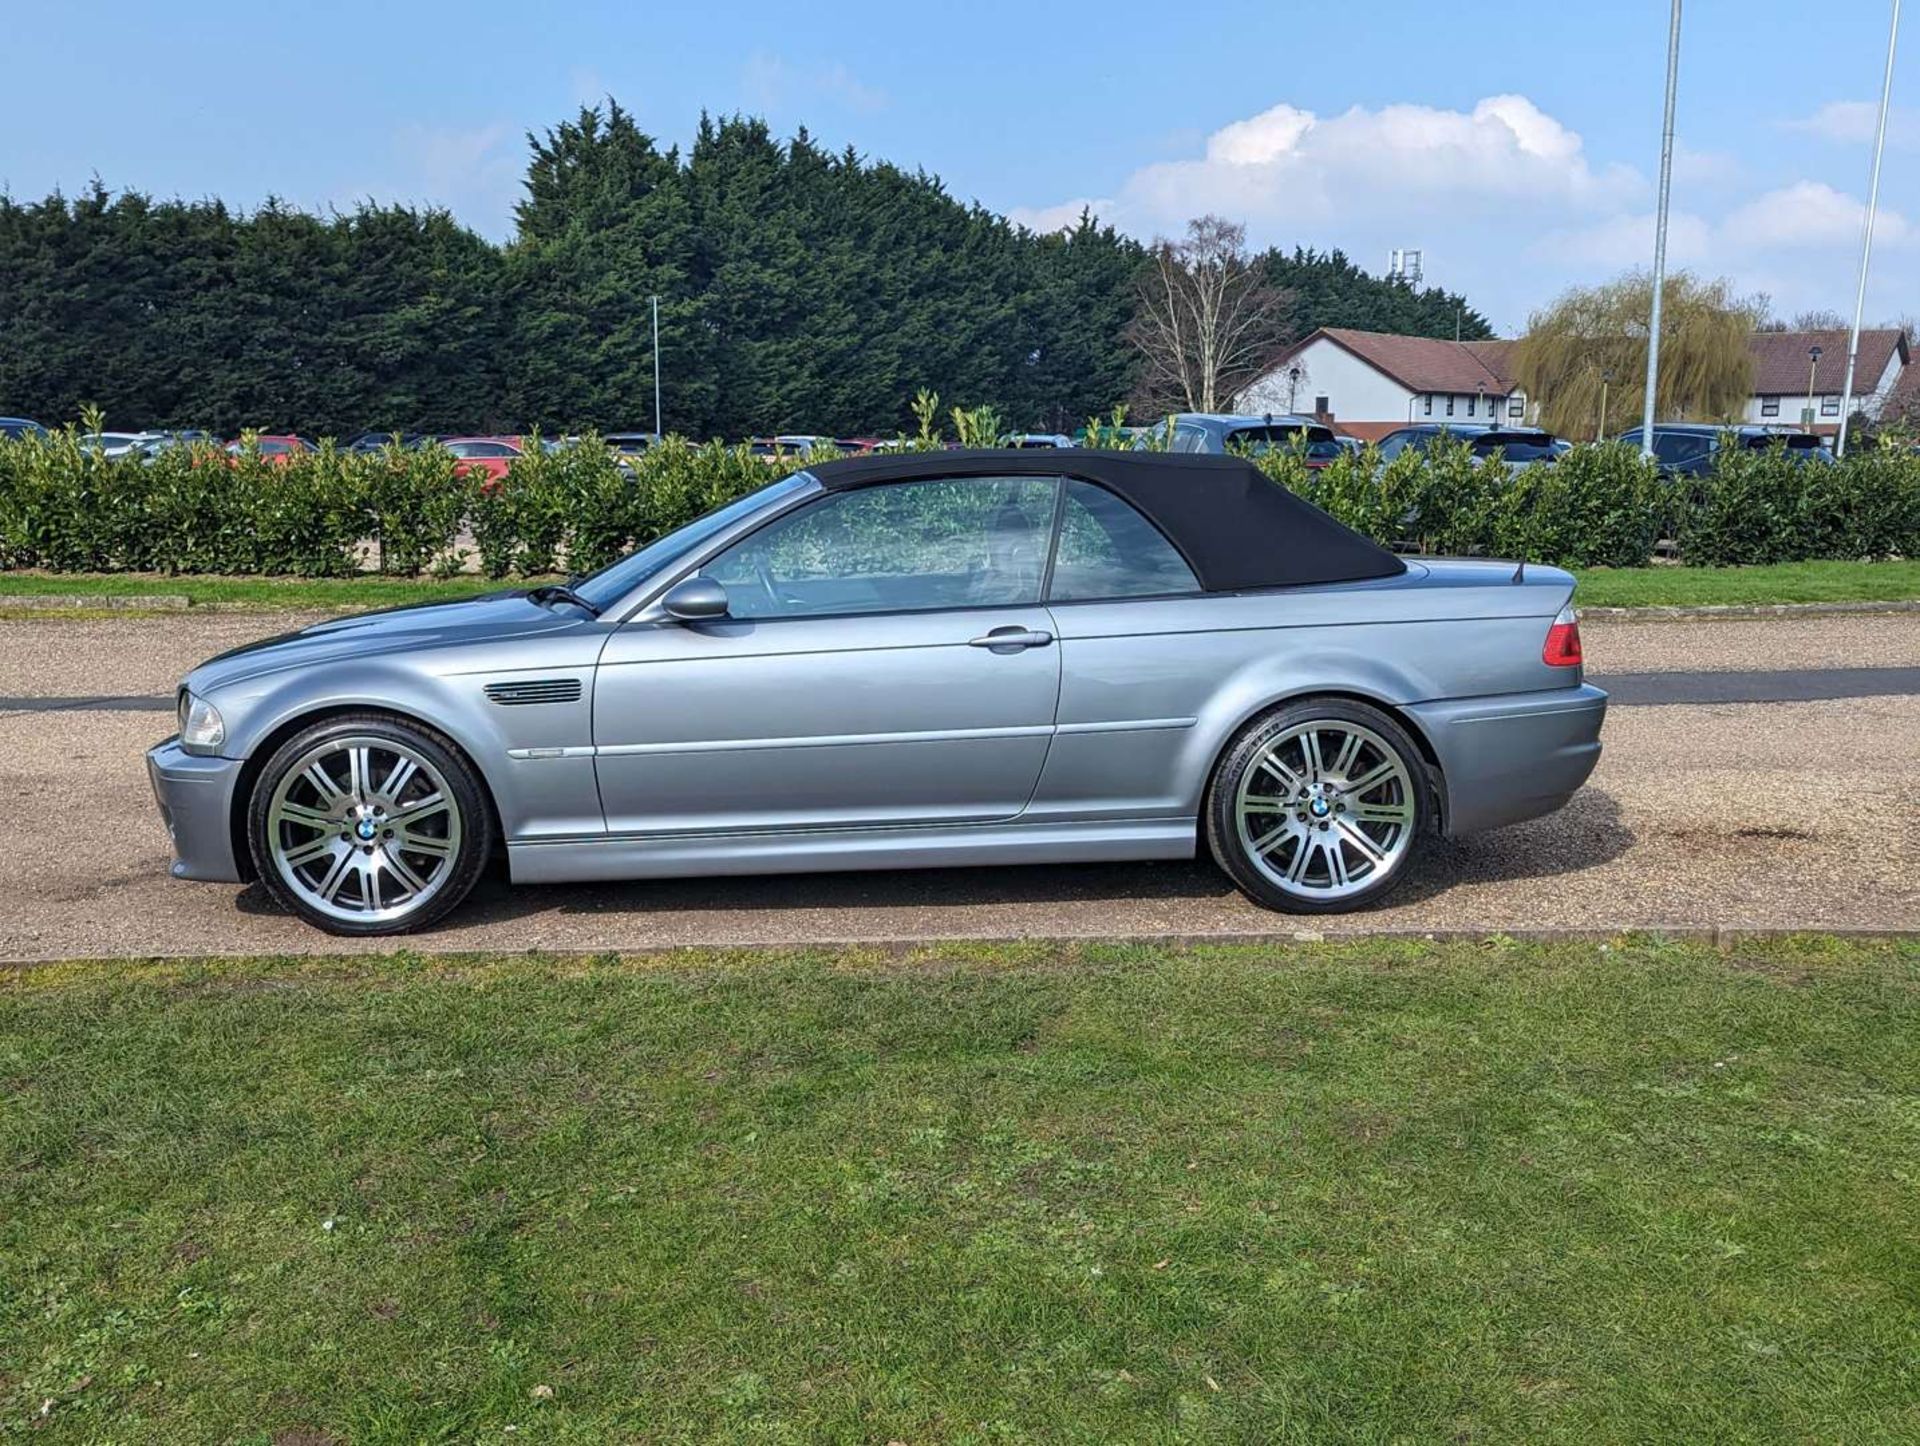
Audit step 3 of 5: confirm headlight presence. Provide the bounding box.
[178,691,226,751]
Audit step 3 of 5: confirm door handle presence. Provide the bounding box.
[968,626,1053,651]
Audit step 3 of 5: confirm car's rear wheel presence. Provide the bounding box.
[1205,699,1429,914]
[247,714,492,936]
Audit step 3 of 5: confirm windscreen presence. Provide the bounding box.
[1225,424,1330,454]
[1472,433,1560,461]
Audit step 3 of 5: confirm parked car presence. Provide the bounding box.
[1616,423,1830,478]
[133,429,215,460]
[224,435,314,464]
[80,431,148,457]
[0,416,46,440]
[345,432,434,454]
[604,432,660,456]
[748,435,834,461]
[441,436,524,485]
[1005,433,1075,449]
[1376,424,1566,464]
[833,436,885,454]
[150,448,1605,936]
[1143,413,1338,455]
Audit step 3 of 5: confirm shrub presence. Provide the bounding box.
[1799,443,1920,561]
[364,442,473,576]
[1494,441,1663,569]
[1,417,1913,582]
[1674,441,1815,566]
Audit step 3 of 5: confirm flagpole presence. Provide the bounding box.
[1837,0,1901,457]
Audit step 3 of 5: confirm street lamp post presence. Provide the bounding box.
[1805,345,1823,429]
[650,294,663,437]
[1641,0,1684,457]
[1599,368,1615,441]
[1287,367,1301,412]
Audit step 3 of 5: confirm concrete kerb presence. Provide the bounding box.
[1581,599,1920,622]
[3,925,1914,970]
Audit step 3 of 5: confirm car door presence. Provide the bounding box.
[591,474,1064,836]
[1023,478,1214,821]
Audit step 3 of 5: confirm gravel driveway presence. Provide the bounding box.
[3,611,1915,958]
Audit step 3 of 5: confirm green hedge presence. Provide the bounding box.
[1260,435,1915,569]
[0,431,795,579]
[0,427,1913,579]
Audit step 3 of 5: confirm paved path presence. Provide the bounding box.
[3,611,1916,959]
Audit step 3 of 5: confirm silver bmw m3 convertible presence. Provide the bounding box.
[149,450,1606,935]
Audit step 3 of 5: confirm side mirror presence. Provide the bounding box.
[660,576,730,621]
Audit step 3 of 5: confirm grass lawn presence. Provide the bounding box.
[1,558,1917,614]
[0,570,542,612]
[2,936,1917,1442]
[1569,558,1920,609]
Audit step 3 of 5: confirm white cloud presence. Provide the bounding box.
[1723,180,1907,249]
[741,51,887,116]
[1539,210,1714,269]
[1784,100,1920,148]
[1008,197,1108,233]
[332,122,522,238]
[1672,143,1742,186]
[1005,92,1646,326]
[1004,89,1920,329]
[1094,93,1640,238]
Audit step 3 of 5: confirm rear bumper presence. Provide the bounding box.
[147,736,247,882]
[1406,683,1607,836]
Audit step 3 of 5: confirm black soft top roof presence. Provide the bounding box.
[806,448,1406,592]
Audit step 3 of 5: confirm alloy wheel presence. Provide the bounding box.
[1233,719,1417,901]
[265,735,463,925]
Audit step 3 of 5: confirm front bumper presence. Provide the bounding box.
[147,736,247,882]
[1406,683,1607,837]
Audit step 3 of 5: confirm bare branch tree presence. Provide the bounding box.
[1125,217,1291,414]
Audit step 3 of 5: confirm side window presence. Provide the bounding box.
[701,476,1056,620]
[1049,480,1200,602]
[1172,424,1210,453]
[1651,433,1707,466]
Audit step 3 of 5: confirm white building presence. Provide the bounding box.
[1242,325,1911,440]
[1240,328,1530,442]
[1742,328,1907,434]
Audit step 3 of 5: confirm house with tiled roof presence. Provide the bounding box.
[1244,325,1912,440]
[1238,328,1531,442]
[1743,328,1906,433]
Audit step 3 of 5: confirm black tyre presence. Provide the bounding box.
[1205,698,1430,914]
[246,712,493,936]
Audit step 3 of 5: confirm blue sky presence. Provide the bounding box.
[5,0,1917,332]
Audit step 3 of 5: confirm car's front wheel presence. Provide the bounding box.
[247,714,492,935]
[1205,699,1429,914]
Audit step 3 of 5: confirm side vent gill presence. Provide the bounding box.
[484,677,583,707]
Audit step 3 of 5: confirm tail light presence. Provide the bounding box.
[1543,605,1583,667]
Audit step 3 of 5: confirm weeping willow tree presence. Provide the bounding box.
[1515,272,1762,439]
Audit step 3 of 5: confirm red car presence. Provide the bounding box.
[223,434,313,466]
[441,436,525,487]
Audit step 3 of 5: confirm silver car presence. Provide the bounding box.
[149,450,1606,935]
